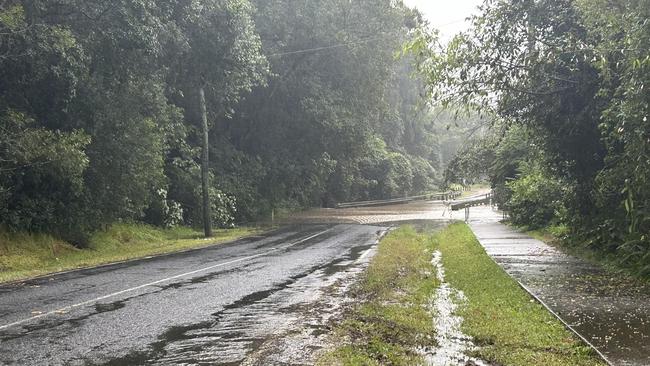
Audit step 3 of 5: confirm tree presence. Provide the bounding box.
[164,0,267,236]
[0,2,91,242]
[411,0,650,274]
[1,0,447,248]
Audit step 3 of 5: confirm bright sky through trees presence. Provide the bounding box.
[401,0,483,42]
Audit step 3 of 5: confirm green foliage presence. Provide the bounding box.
[507,162,567,229]
[1,0,443,245]
[443,136,495,185]
[410,156,436,194]
[411,0,650,275]
[214,0,439,214]
[143,189,184,229]
[0,110,90,237]
[582,0,650,275]
[199,186,237,229]
[0,0,268,239]
[83,90,167,225]
[0,4,24,30]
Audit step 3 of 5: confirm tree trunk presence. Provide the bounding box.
[199,87,213,237]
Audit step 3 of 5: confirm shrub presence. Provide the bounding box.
[191,186,237,229]
[506,162,566,229]
[144,189,184,228]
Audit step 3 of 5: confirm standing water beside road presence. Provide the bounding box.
[466,206,650,366]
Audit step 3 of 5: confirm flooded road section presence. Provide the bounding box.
[287,190,494,226]
[288,199,456,225]
[468,207,650,366]
[0,224,387,365]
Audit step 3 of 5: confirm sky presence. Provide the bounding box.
[401,0,484,43]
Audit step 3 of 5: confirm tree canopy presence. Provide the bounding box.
[411,0,650,275]
[1,1,452,243]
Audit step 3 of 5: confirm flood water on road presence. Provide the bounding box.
[286,200,449,225]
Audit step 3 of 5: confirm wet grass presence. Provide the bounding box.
[435,222,607,366]
[0,223,260,283]
[320,226,439,365]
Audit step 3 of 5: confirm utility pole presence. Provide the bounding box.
[199,87,213,237]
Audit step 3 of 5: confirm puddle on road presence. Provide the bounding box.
[100,238,382,366]
[94,301,126,314]
[424,250,487,366]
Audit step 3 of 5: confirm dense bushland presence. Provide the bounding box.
[0,1,451,243]
[413,0,650,275]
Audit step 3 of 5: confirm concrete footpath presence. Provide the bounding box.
[464,207,650,366]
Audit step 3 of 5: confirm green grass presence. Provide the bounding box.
[0,223,261,283]
[434,222,607,366]
[323,223,607,365]
[319,226,439,365]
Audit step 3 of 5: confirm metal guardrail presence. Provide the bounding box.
[335,190,464,209]
[450,192,493,211]
[446,191,494,222]
[335,197,413,208]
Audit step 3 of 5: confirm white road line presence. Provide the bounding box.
[354,247,375,264]
[0,228,332,332]
[354,229,391,264]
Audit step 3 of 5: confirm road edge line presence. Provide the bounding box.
[0,228,332,332]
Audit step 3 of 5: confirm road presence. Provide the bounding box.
[0,224,388,365]
[7,195,635,366]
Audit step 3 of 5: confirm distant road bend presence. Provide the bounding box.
[0,223,388,365]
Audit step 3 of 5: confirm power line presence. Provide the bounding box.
[266,35,389,57]
[264,17,472,58]
[435,18,469,28]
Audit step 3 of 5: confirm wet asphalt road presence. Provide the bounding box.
[0,224,387,365]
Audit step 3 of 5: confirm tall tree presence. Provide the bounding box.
[410,0,650,273]
[164,0,267,236]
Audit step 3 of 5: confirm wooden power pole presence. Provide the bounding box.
[199,87,213,237]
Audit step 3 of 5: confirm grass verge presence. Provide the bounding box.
[323,223,607,365]
[435,222,607,365]
[319,226,439,365]
[0,223,261,283]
